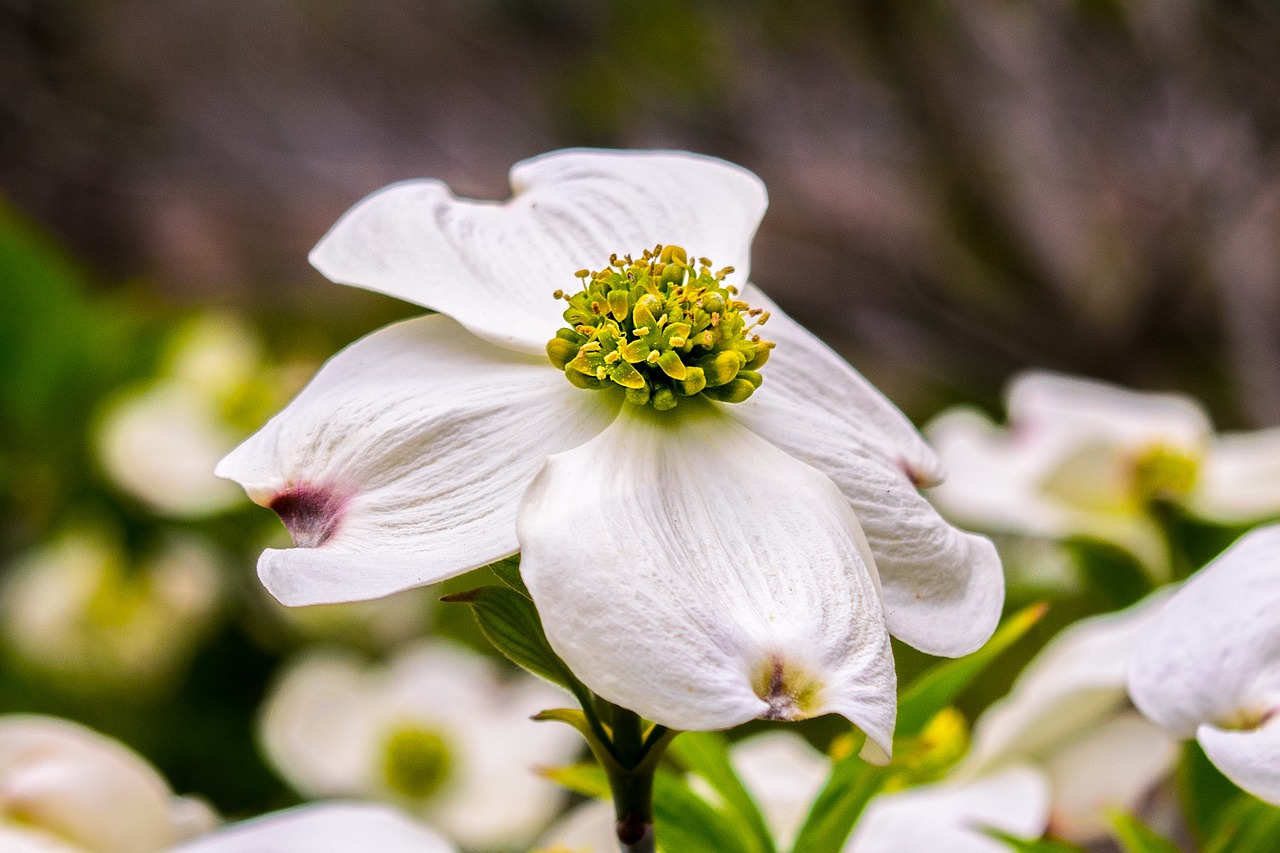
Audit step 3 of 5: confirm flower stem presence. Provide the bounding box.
[602,704,675,853]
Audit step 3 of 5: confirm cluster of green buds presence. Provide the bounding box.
[546,245,774,410]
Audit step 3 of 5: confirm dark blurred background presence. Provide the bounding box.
[3,0,1280,824]
[6,0,1280,424]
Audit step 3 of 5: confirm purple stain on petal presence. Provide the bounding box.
[268,486,347,548]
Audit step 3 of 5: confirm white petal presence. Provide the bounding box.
[846,766,1050,853]
[1007,371,1211,450]
[1197,718,1280,805]
[167,803,456,853]
[310,150,767,355]
[377,644,578,849]
[0,825,82,853]
[1042,711,1179,843]
[961,589,1173,775]
[741,285,941,484]
[1192,428,1280,523]
[217,314,619,605]
[1129,524,1280,741]
[732,369,1003,658]
[534,800,618,853]
[731,732,829,848]
[258,652,383,798]
[0,716,179,853]
[518,402,897,755]
[925,406,1171,576]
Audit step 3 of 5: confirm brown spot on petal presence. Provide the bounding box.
[754,655,823,721]
[269,486,346,548]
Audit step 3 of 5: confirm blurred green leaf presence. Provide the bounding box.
[1179,740,1246,843]
[898,602,1048,736]
[653,767,758,853]
[788,734,889,853]
[667,731,776,853]
[1204,794,1280,853]
[986,829,1089,852]
[1110,812,1183,853]
[1065,538,1153,608]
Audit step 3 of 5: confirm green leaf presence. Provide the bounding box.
[1109,812,1183,853]
[653,767,759,853]
[897,602,1048,736]
[541,761,611,799]
[985,829,1089,852]
[1179,739,1247,844]
[487,555,530,597]
[440,586,577,692]
[1204,796,1280,853]
[788,735,889,853]
[667,731,776,853]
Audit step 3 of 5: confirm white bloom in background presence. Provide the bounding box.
[168,802,454,853]
[262,585,435,652]
[0,715,215,853]
[954,593,1180,841]
[217,150,1003,754]
[730,731,829,848]
[1,529,223,693]
[846,766,1049,853]
[97,313,310,518]
[1129,524,1280,805]
[925,371,1280,578]
[258,641,578,849]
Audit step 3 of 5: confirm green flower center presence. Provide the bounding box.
[379,722,454,802]
[546,245,774,410]
[1132,444,1200,504]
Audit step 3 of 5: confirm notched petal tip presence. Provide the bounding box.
[753,656,823,722]
[267,486,348,548]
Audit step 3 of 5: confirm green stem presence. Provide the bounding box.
[608,705,655,852]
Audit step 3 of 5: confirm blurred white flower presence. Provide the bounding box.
[954,593,1180,841]
[218,150,1004,752]
[0,715,215,853]
[96,312,310,519]
[1,528,223,693]
[730,731,829,848]
[1129,524,1280,805]
[262,586,435,652]
[258,642,579,849]
[168,802,454,853]
[926,371,1280,577]
[846,766,1049,853]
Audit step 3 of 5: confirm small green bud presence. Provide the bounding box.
[679,366,707,396]
[657,350,688,380]
[565,368,607,390]
[704,378,757,403]
[744,344,772,371]
[698,351,743,386]
[625,384,651,406]
[738,369,763,389]
[546,337,580,370]
[652,385,677,411]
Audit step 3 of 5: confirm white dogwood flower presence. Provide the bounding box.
[925,371,1280,577]
[846,767,1049,853]
[0,715,215,853]
[1,529,223,694]
[1128,524,1280,805]
[258,642,578,849]
[218,150,1003,752]
[169,803,455,853]
[954,593,1179,841]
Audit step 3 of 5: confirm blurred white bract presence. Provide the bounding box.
[258,641,579,849]
[96,313,310,519]
[0,715,215,852]
[1,528,222,693]
[217,149,1004,753]
[954,593,1179,841]
[926,371,1280,578]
